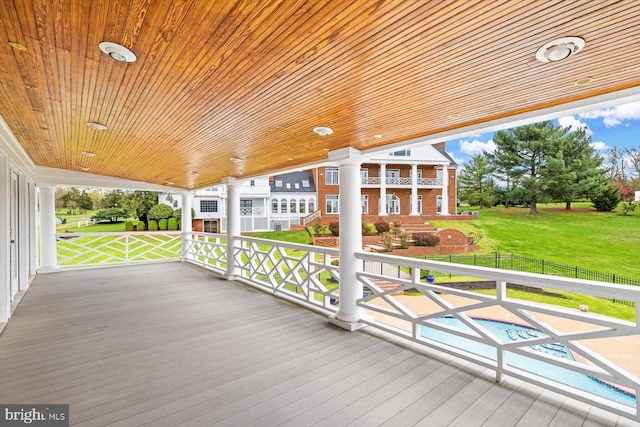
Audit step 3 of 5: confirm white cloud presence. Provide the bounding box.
[450,153,465,165]
[590,141,608,151]
[578,101,640,128]
[459,139,496,156]
[557,115,593,137]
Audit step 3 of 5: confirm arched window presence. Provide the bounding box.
[271,198,278,214]
[280,198,288,213]
[290,198,297,214]
[386,194,400,214]
[308,199,315,213]
[299,198,306,214]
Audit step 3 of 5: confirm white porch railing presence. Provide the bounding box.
[54,231,639,421]
[56,232,181,268]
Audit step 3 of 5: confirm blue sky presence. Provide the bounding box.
[445,101,640,169]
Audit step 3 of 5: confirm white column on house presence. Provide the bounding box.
[440,164,450,215]
[180,191,192,261]
[38,184,60,273]
[410,163,419,216]
[328,147,367,331]
[378,162,387,216]
[28,182,37,276]
[224,177,241,280]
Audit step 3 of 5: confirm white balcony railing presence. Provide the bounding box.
[56,232,640,421]
[361,177,442,186]
[240,206,265,216]
[56,232,181,268]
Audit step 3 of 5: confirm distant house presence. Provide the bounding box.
[269,171,317,230]
[315,142,458,223]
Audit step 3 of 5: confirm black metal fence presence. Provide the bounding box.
[423,252,638,307]
[423,252,640,287]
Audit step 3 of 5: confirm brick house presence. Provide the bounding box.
[314,142,459,224]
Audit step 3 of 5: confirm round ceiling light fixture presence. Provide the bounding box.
[99,42,137,62]
[373,134,383,139]
[86,122,107,131]
[575,76,594,85]
[81,151,96,157]
[535,37,585,63]
[9,41,27,50]
[313,126,333,136]
[230,157,243,163]
[79,166,90,172]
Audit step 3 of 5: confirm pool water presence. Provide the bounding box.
[420,317,636,407]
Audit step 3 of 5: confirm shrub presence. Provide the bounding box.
[148,220,158,231]
[148,204,174,220]
[374,221,390,234]
[313,222,324,236]
[125,221,134,232]
[382,233,393,252]
[392,221,401,235]
[413,232,440,246]
[621,200,636,216]
[158,219,168,230]
[92,207,127,223]
[399,233,409,249]
[362,223,372,236]
[591,185,622,212]
[167,217,178,230]
[136,221,146,231]
[328,222,339,236]
[468,232,483,245]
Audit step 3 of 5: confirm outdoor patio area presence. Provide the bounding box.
[1,262,638,426]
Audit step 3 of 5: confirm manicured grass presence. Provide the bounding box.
[60,222,130,233]
[430,202,640,280]
[245,230,312,245]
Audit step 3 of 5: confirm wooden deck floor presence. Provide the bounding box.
[1,263,638,427]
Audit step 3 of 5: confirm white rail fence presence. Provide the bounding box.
[55,231,639,421]
[56,232,181,268]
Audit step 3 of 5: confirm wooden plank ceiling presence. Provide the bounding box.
[0,1,639,189]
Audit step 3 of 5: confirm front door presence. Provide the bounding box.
[9,171,19,301]
[203,219,218,233]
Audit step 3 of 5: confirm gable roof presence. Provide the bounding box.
[270,171,316,193]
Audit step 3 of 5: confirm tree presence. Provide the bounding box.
[602,147,628,183]
[624,146,640,179]
[121,191,159,227]
[148,204,174,220]
[101,190,126,209]
[92,208,127,222]
[591,184,622,212]
[458,153,494,208]
[60,187,93,215]
[542,126,606,209]
[489,122,555,214]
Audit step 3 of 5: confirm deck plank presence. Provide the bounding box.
[0,263,637,427]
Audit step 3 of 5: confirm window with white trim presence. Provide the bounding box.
[325,168,339,185]
[302,179,310,188]
[308,199,315,212]
[361,195,368,214]
[437,195,443,214]
[299,198,306,214]
[326,195,339,214]
[271,198,278,213]
[281,198,287,213]
[200,200,218,213]
[290,198,297,213]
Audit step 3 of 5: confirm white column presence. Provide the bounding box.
[18,175,28,290]
[180,191,192,261]
[410,163,419,216]
[328,147,367,331]
[378,163,387,216]
[224,177,241,280]
[38,185,60,273]
[0,154,9,322]
[440,165,450,215]
[28,182,37,276]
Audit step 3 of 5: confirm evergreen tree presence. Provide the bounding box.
[458,153,494,208]
[543,126,606,209]
[489,122,555,214]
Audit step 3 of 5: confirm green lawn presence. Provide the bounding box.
[430,202,640,280]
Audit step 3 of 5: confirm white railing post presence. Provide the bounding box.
[181,191,192,261]
[224,177,241,280]
[328,147,367,331]
[38,185,60,273]
[125,234,129,265]
[410,163,419,216]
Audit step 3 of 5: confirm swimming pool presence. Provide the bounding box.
[420,317,636,407]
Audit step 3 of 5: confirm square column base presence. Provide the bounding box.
[328,315,368,331]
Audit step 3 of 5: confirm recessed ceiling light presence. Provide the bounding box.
[373,134,383,139]
[86,122,107,130]
[79,166,90,172]
[165,181,174,185]
[81,151,96,157]
[230,157,243,163]
[9,41,27,50]
[99,41,137,63]
[574,76,594,85]
[448,113,461,119]
[24,83,37,90]
[287,157,294,161]
[322,148,330,151]
[313,126,333,136]
[536,37,585,63]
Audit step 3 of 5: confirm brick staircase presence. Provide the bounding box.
[364,222,438,252]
